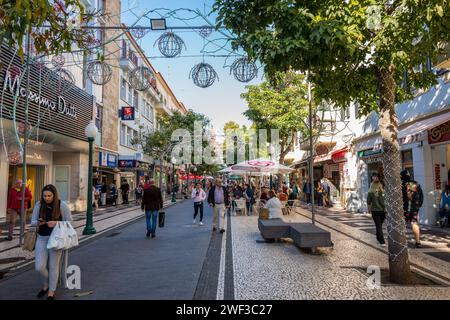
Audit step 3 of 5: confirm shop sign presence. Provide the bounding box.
[118,160,136,168]
[120,106,135,121]
[137,161,150,170]
[0,45,93,141]
[357,149,383,158]
[332,150,347,163]
[26,153,43,160]
[428,120,450,145]
[316,144,329,156]
[99,152,118,168]
[435,164,441,190]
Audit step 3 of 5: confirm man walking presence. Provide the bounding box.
[192,183,207,225]
[401,170,424,248]
[6,179,32,240]
[141,179,163,238]
[208,178,230,233]
[101,181,107,206]
[120,180,130,205]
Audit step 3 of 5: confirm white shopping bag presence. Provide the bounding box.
[47,222,78,250]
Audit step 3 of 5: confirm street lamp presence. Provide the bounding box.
[83,121,98,235]
[171,157,177,203]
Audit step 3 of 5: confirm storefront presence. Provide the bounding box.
[0,45,94,217]
[353,110,450,224]
[331,147,348,206]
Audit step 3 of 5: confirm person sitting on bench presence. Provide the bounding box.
[265,190,283,219]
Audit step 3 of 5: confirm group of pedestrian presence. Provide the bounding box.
[302,178,332,207]
[367,170,425,248]
[92,181,118,209]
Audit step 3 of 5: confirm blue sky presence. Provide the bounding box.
[121,0,262,134]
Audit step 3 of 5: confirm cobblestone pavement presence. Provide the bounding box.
[1,199,450,300]
[229,208,450,300]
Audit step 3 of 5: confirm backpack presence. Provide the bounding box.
[406,181,423,208]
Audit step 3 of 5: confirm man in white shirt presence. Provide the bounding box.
[265,190,283,219]
[192,183,207,225]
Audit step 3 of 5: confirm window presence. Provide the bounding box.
[150,106,154,122]
[354,103,360,119]
[401,150,414,180]
[127,127,133,147]
[95,105,103,131]
[120,77,127,100]
[128,84,133,105]
[121,39,128,59]
[133,90,139,112]
[55,166,70,201]
[120,124,127,146]
[340,107,350,120]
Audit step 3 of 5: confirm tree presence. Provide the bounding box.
[241,71,309,164]
[0,0,98,57]
[135,110,211,188]
[241,71,309,189]
[214,0,450,284]
[223,121,240,132]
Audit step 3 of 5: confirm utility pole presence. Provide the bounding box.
[307,71,315,224]
[19,33,32,246]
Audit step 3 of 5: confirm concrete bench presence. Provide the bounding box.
[258,219,332,249]
[289,223,332,248]
[258,218,291,240]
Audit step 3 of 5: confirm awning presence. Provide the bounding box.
[355,111,450,151]
[399,111,450,145]
[331,147,348,163]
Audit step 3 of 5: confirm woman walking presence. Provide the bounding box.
[192,183,207,225]
[367,173,386,247]
[31,184,73,300]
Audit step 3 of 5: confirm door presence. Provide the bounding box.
[55,166,70,202]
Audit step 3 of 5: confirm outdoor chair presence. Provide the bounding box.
[234,199,247,215]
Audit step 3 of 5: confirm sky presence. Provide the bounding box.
[121,0,262,134]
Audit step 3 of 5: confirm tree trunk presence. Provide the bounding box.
[377,65,412,284]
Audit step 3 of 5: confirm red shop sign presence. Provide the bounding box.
[435,164,441,190]
[428,120,450,145]
[332,149,347,163]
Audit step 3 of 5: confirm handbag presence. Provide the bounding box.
[47,221,79,250]
[158,211,165,228]
[22,226,38,252]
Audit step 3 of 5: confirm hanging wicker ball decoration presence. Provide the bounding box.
[8,151,22,165]
[87,61,112,85]
[51,55,65,68]
[230,57,258,82]
[154,32,186,58]
[129,66,155,91]
[44,67,75,95]
[131,25,148,39]
[189,63,218,88]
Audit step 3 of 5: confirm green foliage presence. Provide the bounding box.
[0,0,96,57]
[241,70,309,162]
[214,0,450,113]
[136,110,210,162]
